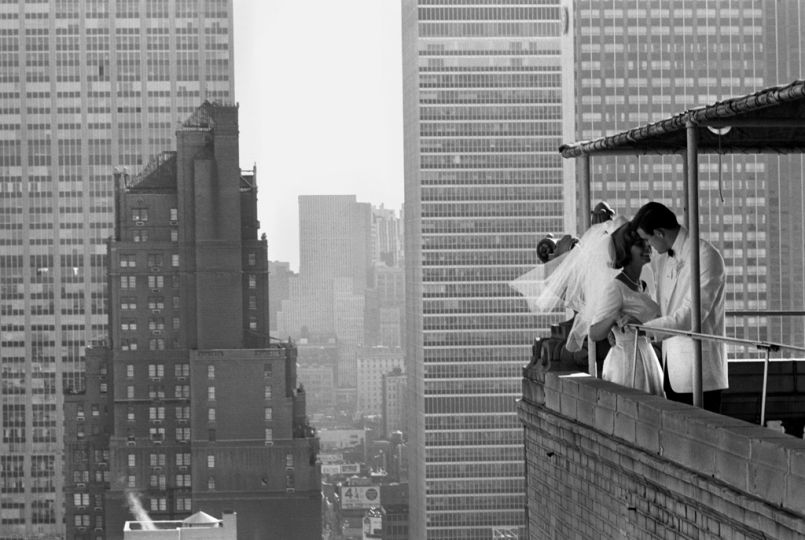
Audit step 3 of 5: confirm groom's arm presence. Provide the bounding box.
[643,244,725,337]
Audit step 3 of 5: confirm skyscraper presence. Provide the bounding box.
[68,102,320,540]
[570,0,805,357]
[277,195,372,342]
[0,2,233,537]
[402,2,568,537]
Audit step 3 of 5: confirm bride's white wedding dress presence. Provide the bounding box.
[593,279,665,396]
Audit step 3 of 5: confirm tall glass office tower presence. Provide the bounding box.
[402,2,568,538]
[570,0,805,359]
[0,1,233,537]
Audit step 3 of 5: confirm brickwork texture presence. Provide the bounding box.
[519,368,805,539]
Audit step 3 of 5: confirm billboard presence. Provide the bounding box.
[321,463,361,476]
[340,485,381,509]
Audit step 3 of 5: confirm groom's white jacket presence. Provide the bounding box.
[644,226,729,393]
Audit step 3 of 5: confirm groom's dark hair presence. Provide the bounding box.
[632,202,680,235]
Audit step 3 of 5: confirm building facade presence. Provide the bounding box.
[276,195,373,342]
[382,368,407,439]
[355,348,405,418]
[569,0,805,357]
[62,103,320,540]
[0,1,234,537]
[402,1,569,537]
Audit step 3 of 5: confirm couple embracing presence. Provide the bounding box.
[586,202,728,413]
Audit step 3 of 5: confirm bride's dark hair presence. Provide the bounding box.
[611,222,642,269]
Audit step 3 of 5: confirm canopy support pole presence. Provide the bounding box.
[681,152,689,226]
[578,154,597,377]
[686,121,704,408]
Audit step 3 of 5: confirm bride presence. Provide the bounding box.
[588,222,664,396]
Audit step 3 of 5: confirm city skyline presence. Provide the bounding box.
[233,0,405,271]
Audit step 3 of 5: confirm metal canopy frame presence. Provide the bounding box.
[559,79,805,407]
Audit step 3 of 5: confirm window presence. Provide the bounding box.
[176,453,191,466]
[169,208,178,221]
[74,493,90,507]
[176,497,192,512]
[175,427,190,442]
[127,454,136,467]
[120,275,136,289]
[147,275,164,289]
[121,319,137,331]
[172,296,180,309]
[148,407,165,420]
[149,338,165,351]
[150,453,166,467]
[147,296,164,310]
[174,363,189,377]
[121,296,137,310]
[207,408,215,422]
[119,254,136,268]
[176,474,191,487]
[171,254,179,267]
[208,476,215,490]
[207,365,215,379]
[147,254,163,267]
[149,427,165,441]
[127,406,135,422]
[265,428,273,442]
[264,407,272,421]
[248,274,256,288]
[170,229,178,242]
[248,252,256,266]
[126,364,134,378]
[121,338,138,351]
[285,453,294,468]
[248,295,257,310]
[149,497,167,512]
[133,229,149,242]
[127,386,134,399]
[175,406,190,420]
[207,386,215,400]
[148,318,165,331]
[132,207,149,222]
[175,385,189,399]
[264,384,272,400]
[172,316,180,330]
[207,455,215,468]
[148,364,164,378]
[127,475,136,488]
[249,317,257,330]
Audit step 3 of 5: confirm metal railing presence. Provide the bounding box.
[627,323,805,426]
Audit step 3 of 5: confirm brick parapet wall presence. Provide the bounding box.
[519,367,805,539]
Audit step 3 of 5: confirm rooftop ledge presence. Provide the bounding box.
[520,364,805,524]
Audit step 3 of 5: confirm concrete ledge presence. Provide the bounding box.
[521,369,805,537]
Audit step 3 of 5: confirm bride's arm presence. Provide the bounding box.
[589,314,618,342]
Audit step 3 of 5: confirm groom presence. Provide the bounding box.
[632,202,728,412]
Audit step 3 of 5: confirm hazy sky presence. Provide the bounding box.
[233,1,404,271]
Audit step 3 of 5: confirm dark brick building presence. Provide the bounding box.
[64,103,320,540]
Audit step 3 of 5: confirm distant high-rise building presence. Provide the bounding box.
[277,195,373,342]
[402,1,568,537]
[570,0,805,356]
[268,261,294,334]
[0,1,234,536]
[382,368,407,438]
[372,205,404,267]
[62,103,320,540]
[356,348,405,417]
